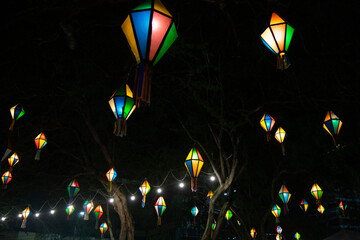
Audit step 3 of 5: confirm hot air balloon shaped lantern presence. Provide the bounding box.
[191,206,199,224]
[225,209,233,222]
[339,201,347,216]
[2,171,12,189]
[106,168,117,191]
[275,127,287,156]
[250,228,257,239]
[8,153,19,172]
[121,0,178,107]
[34,133,47,160]
[184,148,204,192]
[261,13,294,70]
[277,226,282,234]
[100,222,108,238]
[272,204,281,223]
[260,113,275,141]
[9,104,25,131]
[68,179,80,203]
[139,179,151,208]
[294,232,301,240]
[317,204,325,214]
[108,84,136,136]
[66,205,75,220]
[311,184,323,205]
[299,199,308,212]
[83,200,94,220]
[94,205,104,229]
[279,184,291,214]
[276,234,282,240]
[323,111,342,146]
[207,190,213,203]
[154,196,166,225]
[21,207,31,228]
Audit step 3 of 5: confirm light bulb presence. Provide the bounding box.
[109,198,114,203]
[130,196,136,201]
[157,188,162,193]
[35,213,40,217]
[179,182,185,188]
[50,210,55,215]
[210,176,216,181]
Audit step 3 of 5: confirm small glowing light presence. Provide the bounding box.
[152,19,160,30]
[130,195,136,201]
[157,188,162,193]
[18,214,22,218]
[80,211,85,216]
[210,176,216,181]
[35,213,40,217]
[50,210,55,215]
[179,182,185,188]
[109,198,114,203]
[1,217,6,221]
[224,192,228,196]
[233,190,237,193]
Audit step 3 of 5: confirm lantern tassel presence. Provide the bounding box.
[211,230,213,239]
[142,195,146,208]
[194,216,196,225]
[157,216,161,225]
[114,119,127,137]
[283,203,289,215]
[277,52,290,70]
[109,181,112,192]
[134,62,151,107]
[332,136,337,146]
[281,143,285,156]
[275,217,280,223]
[266,132,271,142]
[95,219,99,229]
[9,120,15,131]
[34,149,41,160]
[67,215,70,221]
[191,178,198,192]
[21,219,26,229]
[316,199,321,205]
[101,233,104,239]
[84,213,89,220]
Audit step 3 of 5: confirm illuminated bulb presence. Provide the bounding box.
[109,198,114,203]
[179,182,185,188]
[35,213,40,217]
[224,192,228,196]
[1,217,6,221]
[50,210,55,215]
[233,190,237,193]
[130,195,136,201]
[18,214,22,218]
[157,188,162,193]
[210,176,216,181]
[80,211,85,216]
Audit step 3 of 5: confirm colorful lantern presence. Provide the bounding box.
[106,168,117,191]
[21,207,31,228]
[8,153,19,171]
[207,190,213,202]
[83,200,94,220]
[184,148,204,192]
[66,205,75,220]
[34,133,47,160]
[191,206,199,224]
[94,205,103,229]
[323,111,342,146]
[260,113,275,141]
[299,199,308,212]
[277,226,282,234]
[108,85,136,136]
[237,220,241,226]
[225,209,233,221]
[250,228,257,239]
[339,201,347,216]
[0,137,13,162]
[211,219,216,238]
[261,13,294,70]
[276,234,282,240]
[271,204,281,223]
[9,104,25,131]
[154,196,166,225]
[100,222,108,238]
[68,179,80,202]
[121,0,178,107]
[275,127,287,156]
[2,171,12,188]
[139,179,151,208]
[294,232,301,240]
[279,184,291,214]
[317,204,325,214]
[311,183,323,205]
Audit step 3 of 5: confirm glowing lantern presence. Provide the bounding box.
[66,205,75,220]
[277,226,282,234]
[207,190,213,202]
[184,148,204,192]
[191,206,199,224]
[317,204,325,214]
[275,127,287,156]
[68,179,80,202]
[21,207,31,228]
[106,168,117,191]
[121,0,178,107]
[276,234,282,240]
[260,113,275,141]
[154,196,166,225]
[271,204,281,223]
[294,232,301,240]
[299,199,308,212]
[100,222,108,238]
[139,179,151,208]
[94,205,103,229]
[108,85,136,136]
[8,153,19,171]
[34,133,47,160]
[225,209,233,221]
[279,184,291,214]
[261,13,294,70]
[9,104,25,131]
[311,183,323,205]
[250,228,257,239]
[323,111,342,146]
[83,200,94,220]
[211,219,216,238]
[237,220,241,226]
[339,201,347,216]
[2,171,12,188]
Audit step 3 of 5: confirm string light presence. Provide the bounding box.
[210,176,216,181]
[50,210,55,215]
[179,182,185,188]
[18,213,22,218]
[130,196,136,201]
[157,188,162,193]
[80,211,85,216]
[109,198,114,203]
[35,213,40,218]
[1,217,6,221]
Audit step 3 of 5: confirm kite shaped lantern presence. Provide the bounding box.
[184,148,204,192]
[323,111,342,146]
[260,113,275,141]
[83,200,94,220]
[317,204,325,214]
[211,219,216,238]
[225,209,233,221]
[66,205,75,220]
[299,199,308,212]
[277,226,282,234]
[100,222,108,238]
[191,206,199,224]
[276,234,282,240]
[108,84,136,137]
[2,171,12,189]
[9,104,25,131]
[250,228,257,239]
[339,201,347,216]
[294,232,301,240]
[121,0,178,107]
[311,183,323,205]
[261,13,294,70]
[21,207,31,228]
[106,168,117,191]
[68,179,80,202]
[139,179,151,208]
[94,205,103,229]
[275,127,287,156]
[154,196,166,225]
[207,190,213,202]
[8,153,19,172]
[271,204,281,223]
[34,133,47,160]
[279,184,291,214]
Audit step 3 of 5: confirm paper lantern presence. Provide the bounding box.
[66,205,75,220]
[94,205,103,229]
[294,232,301,240]
[108,84,136,136]
[250,228,257,239]
[139,179,151,208]
[237,220,241,226]
[184,148,204,192]
[100,222,108,238]
[317,204,325,214]
[121,0,178,107]
[275,127,287,156]
[2,171,12,188]
[261,13,294,70]
[83,200,94,220]
[207,190,213,202]
[271,204,281,223]
[279,184,291,214]
[277,226,282,234]
[311,183,323,205]
[339,201,347,216]
[211,219,216,239]
[299,199,308,212]
[154,196,166,225]
[225,209,233,221]
[276,234,282,240]
[260,113,275,141]
[191,206,199,224]
[106,168,117,191]
[21,207,31,228]
[323,111,342,146]
[68,179,80,202]
[8,153,19,171]
[9,104,25,131]
[34,133,47,161]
